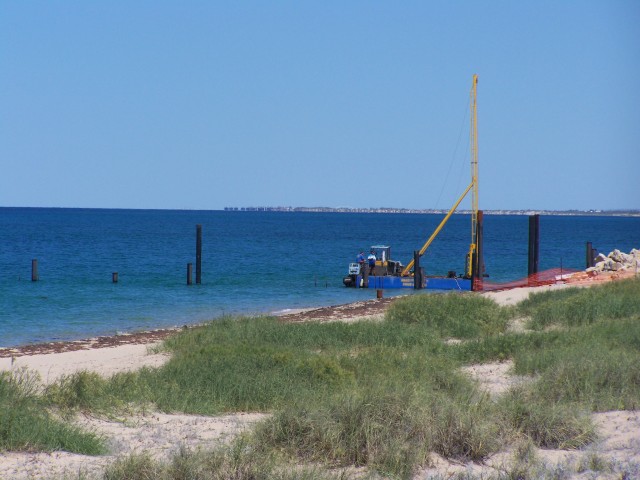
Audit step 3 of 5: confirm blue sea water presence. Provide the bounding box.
[1,208,638,347]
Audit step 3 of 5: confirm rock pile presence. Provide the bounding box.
[587,248,640,273]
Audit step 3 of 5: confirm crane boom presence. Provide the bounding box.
[466,74,479,277]
[401,180,473,276]
[402,74,479,278]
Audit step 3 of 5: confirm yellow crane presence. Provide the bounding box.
[401,74,479,278]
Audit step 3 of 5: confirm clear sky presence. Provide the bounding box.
[1,1,638,211]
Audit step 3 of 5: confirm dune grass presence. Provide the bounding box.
[0,369,104,454]
[385,292,509,338]
[250,352,502,478]
[12,277,640,478]
[518,277,640,329]
[103,442,352,480]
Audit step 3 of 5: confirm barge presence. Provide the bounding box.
[343,75,484,291]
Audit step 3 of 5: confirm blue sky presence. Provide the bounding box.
[1,1,638,211]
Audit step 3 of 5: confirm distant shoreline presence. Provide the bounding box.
[2,206,638,216]
[224,206,640,217]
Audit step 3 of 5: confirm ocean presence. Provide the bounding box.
[1,208,638,347]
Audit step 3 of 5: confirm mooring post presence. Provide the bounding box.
[31,259,39,282]
[471,252,477,291]
[586,242,594,268]
[112,272,118,283]
[187,263,193,285]
[528,214,540,277]
[362,262,369,288]
[475,210,484,290]
[413,250,423,289]
[195,224,202,285]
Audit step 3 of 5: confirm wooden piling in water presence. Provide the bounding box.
[196,224,202,285]
[187,263,193,285]
[112,272,118,283]
[475,210,484,289]
[413,250,423,289]
[528,214,540,276]
[362,262,369,288]
[471,251,477,291]
[586,242,595,268]
[31,259,38,282]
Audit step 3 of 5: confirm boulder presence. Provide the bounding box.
[594,253,608,263]
[609,261,624,272]
[585,248,639,273]
[600,258,615,271]
[609,249,632,264]
[593,261,607,271]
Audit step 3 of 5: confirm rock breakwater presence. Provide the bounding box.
[588,248,640,273]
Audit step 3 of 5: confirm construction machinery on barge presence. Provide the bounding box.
[343,75,484,291]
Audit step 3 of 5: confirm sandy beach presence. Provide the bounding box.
[1,271,638,479]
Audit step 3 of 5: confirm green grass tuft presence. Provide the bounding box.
[103,441,349,480]
[499,387,595,449]
[519,277,640,329]
[511,318,640,411]
[385,292,508,338]
[0,369,105,454]
[103,452,164,480]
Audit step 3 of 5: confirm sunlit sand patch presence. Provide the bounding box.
[0,411,267,480]
[461,360,531,397]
